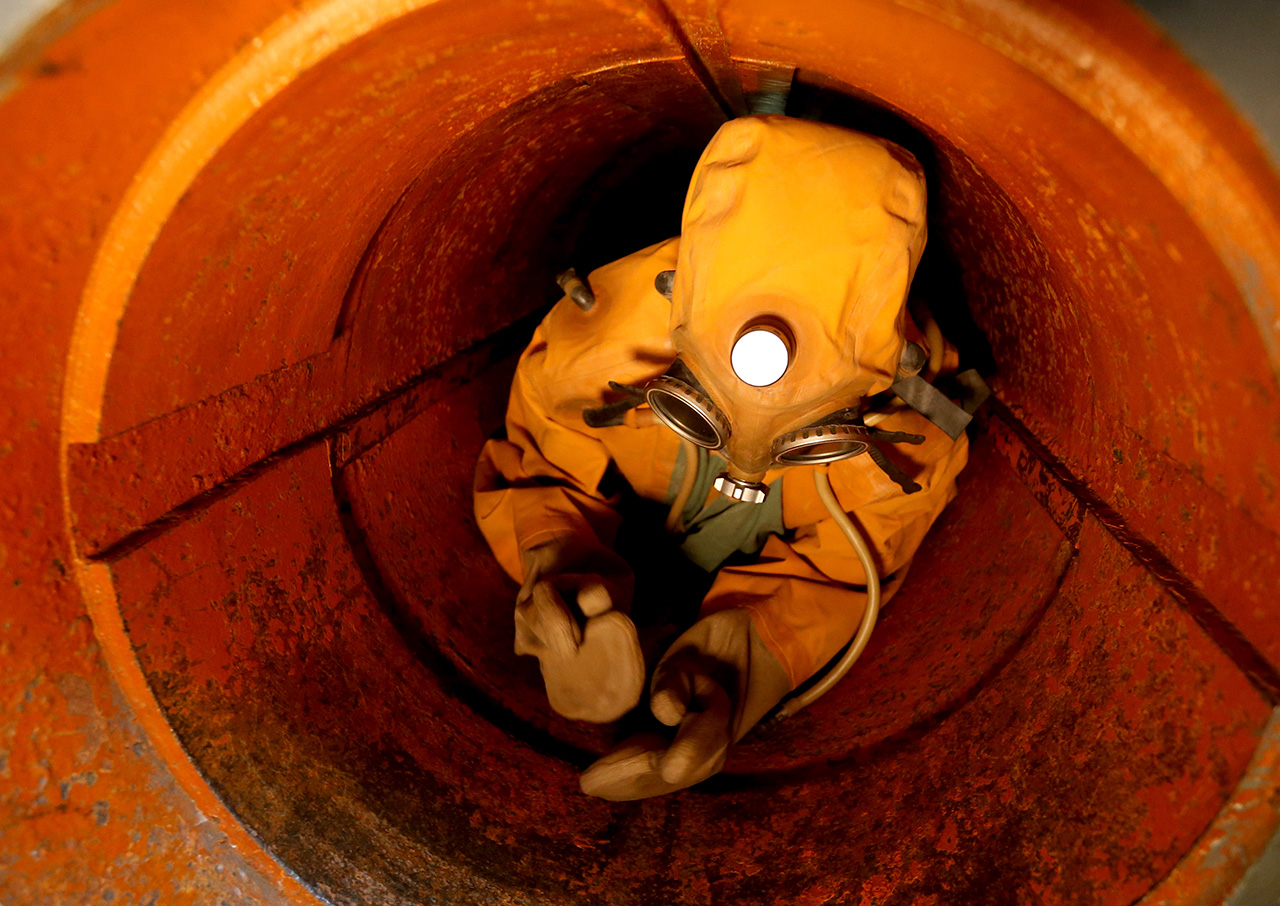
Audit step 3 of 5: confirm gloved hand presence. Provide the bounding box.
[515,537,643,723]
[579,608,791,800]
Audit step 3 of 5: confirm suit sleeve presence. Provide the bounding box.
[699,417,968,688]
[473,320,626,584]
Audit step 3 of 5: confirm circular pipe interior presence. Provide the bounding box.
[9,0,1280,903]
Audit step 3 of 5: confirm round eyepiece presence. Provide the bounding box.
[731,327,790,387]
[644,376,729,450]
[772,424,871,465]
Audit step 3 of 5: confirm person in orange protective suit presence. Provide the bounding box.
[474,115,971,801]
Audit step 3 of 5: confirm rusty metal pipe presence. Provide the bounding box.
[2,1,1280,904]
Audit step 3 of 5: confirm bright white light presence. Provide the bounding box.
[731,329,790,387]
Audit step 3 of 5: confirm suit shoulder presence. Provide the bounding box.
[532,238,680,410]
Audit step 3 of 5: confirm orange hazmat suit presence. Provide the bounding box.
[474,116,968,799]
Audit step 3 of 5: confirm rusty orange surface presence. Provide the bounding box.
[1,0,1279,903]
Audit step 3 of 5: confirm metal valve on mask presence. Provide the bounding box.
[711,474,770,504]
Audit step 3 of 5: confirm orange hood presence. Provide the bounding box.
[669,115,928,480]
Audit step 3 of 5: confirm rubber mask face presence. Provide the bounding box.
[645,116,929,502]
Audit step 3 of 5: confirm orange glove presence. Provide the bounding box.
[579,608,790,799]
[514,538,644,723]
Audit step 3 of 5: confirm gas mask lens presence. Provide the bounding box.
[645,359,872,468]
[644,366,729,450]
[772,424,871,465]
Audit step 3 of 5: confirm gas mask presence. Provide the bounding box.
[640,116,934,503]
[644,338,929,503]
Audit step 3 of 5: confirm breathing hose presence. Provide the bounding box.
[773,465,883,720]
[665,437,699,534]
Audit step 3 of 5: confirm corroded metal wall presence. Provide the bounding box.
[2,1,1279,903]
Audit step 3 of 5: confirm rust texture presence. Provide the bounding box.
[104,377,1270,906]
[1143,709,1280,906]
[1,0,1279,903]
[985,402,1280,701]
[66,309,543,558]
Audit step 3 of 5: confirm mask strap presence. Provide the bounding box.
[891,340,992,439]
[582,382,646,428]
[891,373,973,439]
[865,443,922,494]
